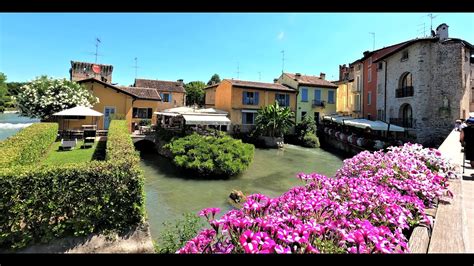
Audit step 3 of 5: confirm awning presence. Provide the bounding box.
[344,119,405,132]
[323,115,354,124]
[52,106,103,117]
[154,112,181,117]
[183,115,231,125]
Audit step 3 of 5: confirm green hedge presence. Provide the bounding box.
[0,120,145,249]
[164,132,255,177]
[0,123,58,168]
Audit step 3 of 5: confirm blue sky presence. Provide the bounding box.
[1,13,473,85]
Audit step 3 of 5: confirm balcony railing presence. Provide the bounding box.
[389,118,415,128]
[312,100,325,108]
[396,86,414,98]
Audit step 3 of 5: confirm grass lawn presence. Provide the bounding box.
[42,140,106,166]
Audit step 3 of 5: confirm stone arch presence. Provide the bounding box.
[398,72,412,89]
[134,139,156,152]
[398,103,413,128]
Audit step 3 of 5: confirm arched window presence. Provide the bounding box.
[399,104,413,128]
[396,72,414,98]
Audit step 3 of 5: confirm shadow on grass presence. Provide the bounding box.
[92,141,107,161]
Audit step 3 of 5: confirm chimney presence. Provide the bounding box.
[273,78,278,83]
[363,51,370,57]
[295,73,301,78]
[436,23,449,41]
[320,72,326,80]
[177,79,184,86]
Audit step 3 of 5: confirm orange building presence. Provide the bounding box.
[69,78,162,132]
[204,79,297,133]
[133,79,186,111]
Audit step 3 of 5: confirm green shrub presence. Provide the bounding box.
[0,123,58,168]
[164,132,254,177]
[302,132,320,148]
[0,120,145,249]
[295,115,320,148]
[156,213,204,253]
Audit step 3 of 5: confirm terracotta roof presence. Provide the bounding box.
[119,86,162,101]
[284,73,338,88]
[224,79,296,92]
[134,79,185,93]
[77,78,161,101]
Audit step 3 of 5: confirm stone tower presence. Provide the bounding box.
[69,61,113,83]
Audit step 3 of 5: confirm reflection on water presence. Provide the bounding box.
[140,144,344,242]
[0,113,40,141]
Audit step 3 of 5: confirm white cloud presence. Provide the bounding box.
[277,31,285,40]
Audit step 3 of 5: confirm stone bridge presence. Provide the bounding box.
[131,134,156,144]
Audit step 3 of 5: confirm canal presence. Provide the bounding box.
[0,112,40,141]
[139,144,345,243]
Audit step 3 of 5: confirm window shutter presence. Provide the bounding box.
[242,91,246,105]
[169,93,172,103]
[159,93,164,101]
[242,113,247,124]
[133,108,138,118]
[286,94,290,107]
[147,108,153,119]
[255,92,259,105]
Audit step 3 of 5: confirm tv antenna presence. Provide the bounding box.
[417,22,426,37]
[94,37,101,63]
[369,32,375,51]
[281,50,285,73]
[235,62,240,79]
[427,13,438,32]
[132,57,140,79]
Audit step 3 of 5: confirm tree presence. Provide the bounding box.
[15,76,98,120]
[255,101,295,138]
[207,74,221,86]
[185,81,206,106]
[295,114,320,148]
[0,73,8,111]
[6,81,27,97]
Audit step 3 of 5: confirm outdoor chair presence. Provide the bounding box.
[60,138,77,151]
[82,129,96,148]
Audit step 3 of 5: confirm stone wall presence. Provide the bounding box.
[380,40,472,147]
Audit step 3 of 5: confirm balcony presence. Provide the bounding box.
[389,118,415,128]
[396,86,414,98]
[312,100,325,108]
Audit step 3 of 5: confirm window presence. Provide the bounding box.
[401,50,409,61]
[242,91,259,105]
[368,57,372,65]
[301,111,307,119]
[378,62,383,71]
[327,90,335,104]
[356,76,361,91]
[368,67,372,82]
[314,90,321,101]
[357,64,362,70]
[368,91,372,105]
[301,88,308,102]
[160,93,171,102]
[275,93,290,107]
[242,112,256,124]
[132,108,153,119]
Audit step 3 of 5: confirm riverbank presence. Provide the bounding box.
[2,222,154,253]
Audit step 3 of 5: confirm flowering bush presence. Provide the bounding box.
[14,76,98,119]
[177,143,454,254]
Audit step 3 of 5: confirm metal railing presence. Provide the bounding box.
[395,86,414,98]
[312,100,325,108]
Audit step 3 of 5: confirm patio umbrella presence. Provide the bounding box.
[52,106,103,131]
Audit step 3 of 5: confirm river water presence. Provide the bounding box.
[140,144,345,243]
[0,113,40,141]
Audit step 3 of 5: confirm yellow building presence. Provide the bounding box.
[277,73,338,124]
[60,78,163,132]
[133,79,186,111]
[335,80,354,115]
[204,79,297,132]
